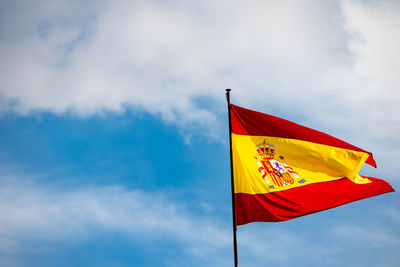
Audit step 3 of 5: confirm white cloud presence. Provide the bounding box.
[340,0,400,177]
[334,224,399,248]
[0,174,232,265]
[238,226,332,266]
[0,0,399,169]
[0,1,396,117]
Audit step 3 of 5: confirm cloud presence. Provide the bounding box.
[334,224,399,248]
[0,174,231,265]
[0,0,398,131]
[339,0,400,178]
[238,227,332,266]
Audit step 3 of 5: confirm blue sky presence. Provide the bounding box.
[0,0,399,266]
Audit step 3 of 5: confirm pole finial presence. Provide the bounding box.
[226,89,232,104]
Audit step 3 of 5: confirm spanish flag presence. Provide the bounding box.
[231,104,394,225]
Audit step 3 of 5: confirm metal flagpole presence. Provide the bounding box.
[226,89,238,267]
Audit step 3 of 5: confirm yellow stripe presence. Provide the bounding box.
[232,134,370,194]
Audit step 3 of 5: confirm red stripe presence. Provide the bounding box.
[231,104,376,167]
[235,176,394,225]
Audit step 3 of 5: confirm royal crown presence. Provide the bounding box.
[255,140,275,159]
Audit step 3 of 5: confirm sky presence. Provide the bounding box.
[0,0,399,266]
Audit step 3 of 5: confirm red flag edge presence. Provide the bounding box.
[235,176,394,225]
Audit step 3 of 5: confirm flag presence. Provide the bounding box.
[230,104,394,225]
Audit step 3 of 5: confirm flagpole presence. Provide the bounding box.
[226,88,238,267]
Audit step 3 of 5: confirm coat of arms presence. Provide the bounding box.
[254,140,301,188]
